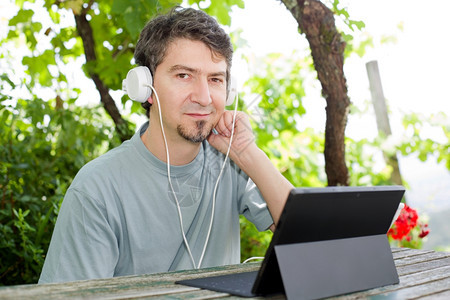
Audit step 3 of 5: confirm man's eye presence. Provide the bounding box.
[211,78,224,84]
[178,73,189,79]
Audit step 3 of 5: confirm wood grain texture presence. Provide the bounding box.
[0,248,448,299]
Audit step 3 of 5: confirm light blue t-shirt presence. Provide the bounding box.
[39,122,273,283]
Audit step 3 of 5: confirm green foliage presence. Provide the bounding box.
[0,78,121,285]
[239,52,327,261]
[327,0,399,59]
[188,0,244,25]
[345,137,393,186]
[330,0,365,32]
[243,52,326,188]
[239,216,272,262]
[399,112,449,169]
[8,9,42,49]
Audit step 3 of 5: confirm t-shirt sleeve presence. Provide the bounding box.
[237,176,274,232]
[38,188,118,284]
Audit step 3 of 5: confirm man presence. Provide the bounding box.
[39,7,293,284]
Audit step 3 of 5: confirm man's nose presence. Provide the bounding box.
[192,78,212,106]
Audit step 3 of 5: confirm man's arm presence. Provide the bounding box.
[208,111,293,226]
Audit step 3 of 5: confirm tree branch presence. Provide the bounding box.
[74,10,132,141]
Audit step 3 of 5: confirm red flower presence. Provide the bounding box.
[388,204,427,241]
[419,224,430,238]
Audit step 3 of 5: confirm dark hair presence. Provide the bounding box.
[134,7,234,117]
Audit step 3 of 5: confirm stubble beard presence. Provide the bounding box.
[177,120,213,144]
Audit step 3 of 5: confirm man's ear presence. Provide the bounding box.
[148,96,153,105]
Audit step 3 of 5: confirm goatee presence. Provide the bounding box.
[177,120,212,144]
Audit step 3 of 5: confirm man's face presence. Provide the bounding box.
[151,38,228,144]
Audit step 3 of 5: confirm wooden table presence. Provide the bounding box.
[1,247,449,299]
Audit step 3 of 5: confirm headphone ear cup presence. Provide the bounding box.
[226,76,237,106]
[123,66,153,103]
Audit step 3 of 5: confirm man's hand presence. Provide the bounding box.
[207,110,257,167]
[207,110,293,227]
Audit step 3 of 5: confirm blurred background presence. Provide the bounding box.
[1,0,448,285]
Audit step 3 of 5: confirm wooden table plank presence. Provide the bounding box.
[0,248,448,300]
[0,263,260,299]
[394,249,449,265]
[380,276,450,299]
[420,289,450,300]
[397,257,450,276]
[333,266,450,299]
[103,288,231,300]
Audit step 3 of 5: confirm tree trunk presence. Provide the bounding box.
[74,11,132,142]
[366,60,403,186]
[281,0,350,186]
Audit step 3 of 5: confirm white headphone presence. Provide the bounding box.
[122,65,238,270]
[122,66,237,106]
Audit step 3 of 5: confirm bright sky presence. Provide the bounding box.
[231,0,450,132]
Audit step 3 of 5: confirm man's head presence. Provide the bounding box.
[134,7,233,117]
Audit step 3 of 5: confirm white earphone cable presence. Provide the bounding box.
[197,91,238,268]
[242,256,265,264]
[149,85,196,268]
[148,84,238,269]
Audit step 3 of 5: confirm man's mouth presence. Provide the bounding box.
[185,112,212,119]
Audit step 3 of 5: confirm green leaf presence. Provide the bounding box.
[8,9,34,26]
[22,49,57,86]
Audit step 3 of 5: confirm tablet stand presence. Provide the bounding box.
[274,234,399,300]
